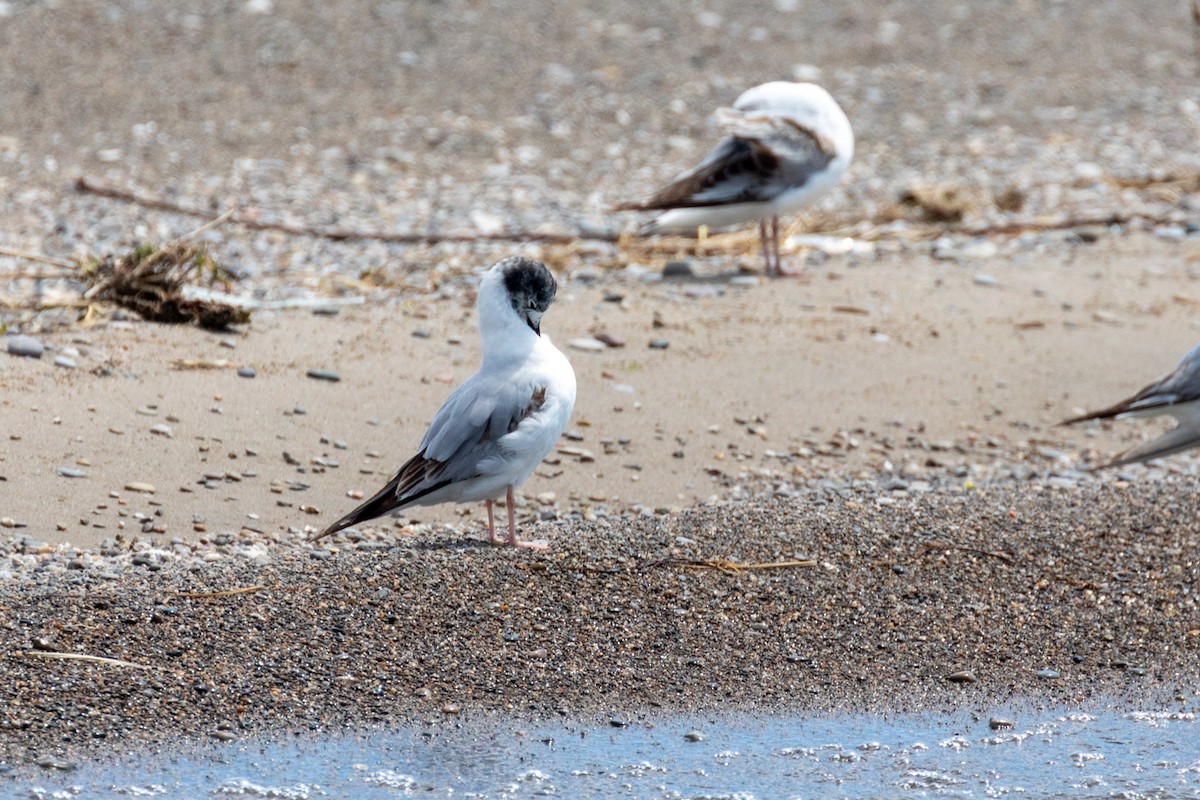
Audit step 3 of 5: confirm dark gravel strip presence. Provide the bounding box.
[1,481,1197,768]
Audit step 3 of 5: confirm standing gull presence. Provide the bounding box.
[1062,340,1200,467]
[311,257,576,549]
[615,81,854,277]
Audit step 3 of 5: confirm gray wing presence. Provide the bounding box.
[1101,422,1200,469]
[1063,341,1200,423]
[618,122,834,211]
[310,372,546,541]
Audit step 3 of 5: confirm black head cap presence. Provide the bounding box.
[501,257,557,334]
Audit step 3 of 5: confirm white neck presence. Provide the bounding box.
[476,274,539,364]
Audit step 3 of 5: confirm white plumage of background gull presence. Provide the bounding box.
[1062,340,1200,468]
[615,81,854,277]
[311,257,576,549]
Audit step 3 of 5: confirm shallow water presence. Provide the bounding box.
[9,708,1199,799]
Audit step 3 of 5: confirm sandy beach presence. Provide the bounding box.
[2,0,1200,773]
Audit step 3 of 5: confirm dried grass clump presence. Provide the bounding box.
[82,241,249,330]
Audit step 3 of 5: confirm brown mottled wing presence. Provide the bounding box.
[311,377,550,542]
[309,451,450,542]
[1062,341,1200,424]
[616,115,835,211]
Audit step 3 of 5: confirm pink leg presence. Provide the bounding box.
[486,499,502,545]
[504,486,547,550]
[758,218,772,275]
[772,216,810,279]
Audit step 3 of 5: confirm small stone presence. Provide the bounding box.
[1035,669,1061,679]
[35,758,76,771]
[592,331,625,348]
[973,274,999,287]
[124,482,156,494]
[662,260,693,278]
[648,339,670,349]
[237,367,256,378]
[412,329,431,339]
[211,730,238,742]
[961,240,999,259]
[568,337,607,353]
[307,369,341,382]
[684,730,706,742]
[6,335,44,358]
[53,356,76,369]
[946,670,977,684]
[988,717,1015,730]
[56,467,87,478]
[136,406,158,416]
[150,423,173,438]
[442,703,461,714]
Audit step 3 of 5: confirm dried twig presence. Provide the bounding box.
[16,650,153,670]
[646,558,818,574]
[920,540,1016,564]
[0,246,76,272]
[173,584,270,599]
[170,358,234,371]
[75,177,612,244]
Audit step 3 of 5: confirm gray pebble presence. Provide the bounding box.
[53,356,77,369]
[662,260,694,278]
[946,669,977,684]
[684,730,706,742]
[1035,668,1061,679]
[56,467,87,478]
[307,369,341,382]
[311,306,341,316]
[412,329,431,339]
[648,339,670,350]
[988,717,1015,730]
[6,335,44,359]
[237,367,257,378]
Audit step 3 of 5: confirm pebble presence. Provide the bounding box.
[237,368,257,378]
[961,240,999,259]
[662,260,694,278]
[307,369,341,382]
[592,331,625,348]
[684,730,706,742]
[1035,668,1061,679]
[6,335,44,358]
[150,423,173,438]
[568,337,607,353]
[973,274,999,287]
[56,467,87,478]
[124,482,156,494]
[53,356,76,369]
[648,339,670,349]
[946,670,977,684]
[412,329,431,339]
[988,717,1015,730]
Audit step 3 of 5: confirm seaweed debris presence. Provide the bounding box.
[81,241,249,330]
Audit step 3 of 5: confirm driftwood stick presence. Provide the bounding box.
[0,246,76,271]
[75,177,611,245]
[16,650,153,670]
